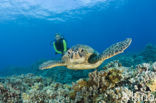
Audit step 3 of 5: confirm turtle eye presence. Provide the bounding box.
[78,51,82,57]
[81,49,84,52]
[68,51,71,54]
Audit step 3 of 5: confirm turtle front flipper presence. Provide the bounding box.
[39,60,66,70]
[99,38,132,62]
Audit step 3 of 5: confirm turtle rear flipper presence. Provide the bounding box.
[99,38,132,61]
[39,60,66,70]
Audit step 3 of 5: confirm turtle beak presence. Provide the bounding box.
[73,52,76,59]
[72,51,79,59]
[75,51,81,59]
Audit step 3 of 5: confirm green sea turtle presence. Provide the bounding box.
[39,38,132,70]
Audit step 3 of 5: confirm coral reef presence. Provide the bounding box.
[0,74,72,103]
[70,61,156,103]
[0,82,21,103]
[0,61,156,103]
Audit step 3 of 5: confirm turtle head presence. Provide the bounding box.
[62,45,94,64]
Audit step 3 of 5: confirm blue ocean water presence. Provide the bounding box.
[0,1,156,102]
[0,0,156,72]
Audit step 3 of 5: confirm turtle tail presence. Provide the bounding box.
[39,60,66,70]
[99,38,132,62]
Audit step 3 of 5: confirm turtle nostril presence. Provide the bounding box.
[74,52,77,58]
